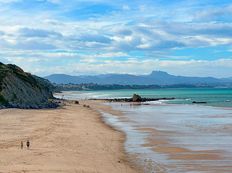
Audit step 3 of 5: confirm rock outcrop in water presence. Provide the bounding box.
[90,94,175,103]
[0,62,57,109]
[132,94,142,102]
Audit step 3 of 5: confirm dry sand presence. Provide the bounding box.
[0,101,139,173]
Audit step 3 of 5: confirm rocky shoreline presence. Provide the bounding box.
[90,97,175,103]
[0,100,60,109]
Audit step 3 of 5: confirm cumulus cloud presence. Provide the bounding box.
[19,27,63,38]
[0,0,231,77]
[193,4,232,22]
[78,34,112,44]
[14,40,57,50]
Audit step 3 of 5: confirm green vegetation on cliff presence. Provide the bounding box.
[0,95,8,105]
[0,62,56,108]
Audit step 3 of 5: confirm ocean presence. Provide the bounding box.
[55,88,232,107]
[55,88,232,172]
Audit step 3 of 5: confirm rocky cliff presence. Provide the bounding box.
[0,62,56,109]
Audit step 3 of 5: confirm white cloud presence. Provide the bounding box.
[0,0,232,77]
[2,54,232,78]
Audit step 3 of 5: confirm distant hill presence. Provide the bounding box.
[0,62,56,109]
[45,71,232,86]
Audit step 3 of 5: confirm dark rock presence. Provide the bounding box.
[192,101,207,104]
[132,94,142,102]
[90,97,175,103]
[0,105,5,109]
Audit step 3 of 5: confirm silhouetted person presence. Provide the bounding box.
[21,141,23,149]
[26,140,30,149]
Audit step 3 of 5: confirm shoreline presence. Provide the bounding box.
[82,100,143,172]
[101,101,232,173]
[81,100,144,172]
[2,98,230,172]
[0,100,140,173]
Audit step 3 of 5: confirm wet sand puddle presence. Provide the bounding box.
[101,103,232,173]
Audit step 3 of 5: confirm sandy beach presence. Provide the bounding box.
[0,101,138,173]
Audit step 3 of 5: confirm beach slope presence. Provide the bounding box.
[0,102,138,173]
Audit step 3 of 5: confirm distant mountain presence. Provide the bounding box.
[45,71,232,86]
[0,62,56,109]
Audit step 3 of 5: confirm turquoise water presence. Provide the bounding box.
[55,88,232,107]
[55,88,232,172]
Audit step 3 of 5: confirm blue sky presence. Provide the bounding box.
[0,0,232,77]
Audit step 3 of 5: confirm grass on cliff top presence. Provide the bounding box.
[0,63,8,77]
[0,63,52,96]
[0,63,9,91]
[0,63,39,88]
[7,64,38,87]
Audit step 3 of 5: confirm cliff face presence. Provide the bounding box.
[0,63,56,109]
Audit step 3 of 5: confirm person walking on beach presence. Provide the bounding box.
[21,141,23,149]
[26,140,30,149]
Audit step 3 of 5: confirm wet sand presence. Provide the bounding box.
[95,102,232,173]
[3,99,230,173]
[0,101,139,173]
[140,127,223,159]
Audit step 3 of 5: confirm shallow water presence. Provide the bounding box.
[102,103,232,173]
[55,89,232,172]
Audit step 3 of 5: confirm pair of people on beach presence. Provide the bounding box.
[21,140,30,149]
